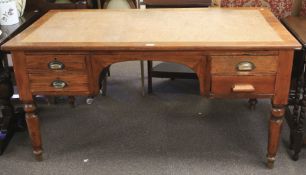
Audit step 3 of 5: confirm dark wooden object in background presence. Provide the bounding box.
[0,52,14,154]
[101,0,136,8]
[0,10,43,155]
[282,16,306,161]
[26,0,92,13]
[144,0,211,8]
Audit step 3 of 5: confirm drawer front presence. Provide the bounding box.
[211,56,278,75]
[26,55,87,72]
[29,74,89,93]
[211,75,275,96]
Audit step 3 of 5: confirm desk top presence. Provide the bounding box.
[2,8,301,51]
[282,16,306,47]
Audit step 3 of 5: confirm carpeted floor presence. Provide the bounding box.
[1,61,306,175]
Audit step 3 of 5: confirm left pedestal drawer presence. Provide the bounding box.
[28,73,90,95]
[26,54,87,73]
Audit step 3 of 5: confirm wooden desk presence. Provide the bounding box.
[281,16,306,161]
[2,8,300,168]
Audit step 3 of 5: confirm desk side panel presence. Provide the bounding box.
[11,51,33,103]
[273,50,294,105]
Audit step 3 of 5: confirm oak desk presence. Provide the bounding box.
[2,8,300,168]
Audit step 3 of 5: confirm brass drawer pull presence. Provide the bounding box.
[236,61,255,71]
[48,60,65,70]
[232,84,255,93]
[51,80,67,89]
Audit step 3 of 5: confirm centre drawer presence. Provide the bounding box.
[211,75,276,96]
[26,54,87,73]
[211,55,278,75]
[29,73,90,94]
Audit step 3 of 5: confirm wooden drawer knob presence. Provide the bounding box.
[51,80,67,89]
[236,61,255,71]
[48,60,65,70]
[232,84,255,93]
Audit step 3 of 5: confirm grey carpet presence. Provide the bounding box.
[1,61,306,175]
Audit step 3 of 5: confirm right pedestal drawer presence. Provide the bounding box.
[211,75,276,96]
[210,55,278,97]
[211,55,278,75]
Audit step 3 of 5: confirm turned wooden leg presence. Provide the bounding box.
[24,103,43,161]
[267,105,285,169]
[248,98,258,110]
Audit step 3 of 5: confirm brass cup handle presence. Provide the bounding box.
[232,84,255,93]
[51,80,67,89]
[48,60,65,70]
[236,61,255,71]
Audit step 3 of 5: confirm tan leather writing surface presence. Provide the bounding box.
[2,8,301,50]
[23,9,282,43]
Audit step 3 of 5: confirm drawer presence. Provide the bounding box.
[211,55,278,75]
[26,55,87,72]
[29,73,89,93]
[211,75,275,96]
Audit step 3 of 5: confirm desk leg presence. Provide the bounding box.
[267,50,294,168]
[24,103,42,161]
[267,105,285,169]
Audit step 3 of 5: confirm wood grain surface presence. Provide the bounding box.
[29,73,90,94]
[211,75,276,96]
[4,8,300,167]
[26,54,87,72]
[2,8,300,51]
[211,55,278,75]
